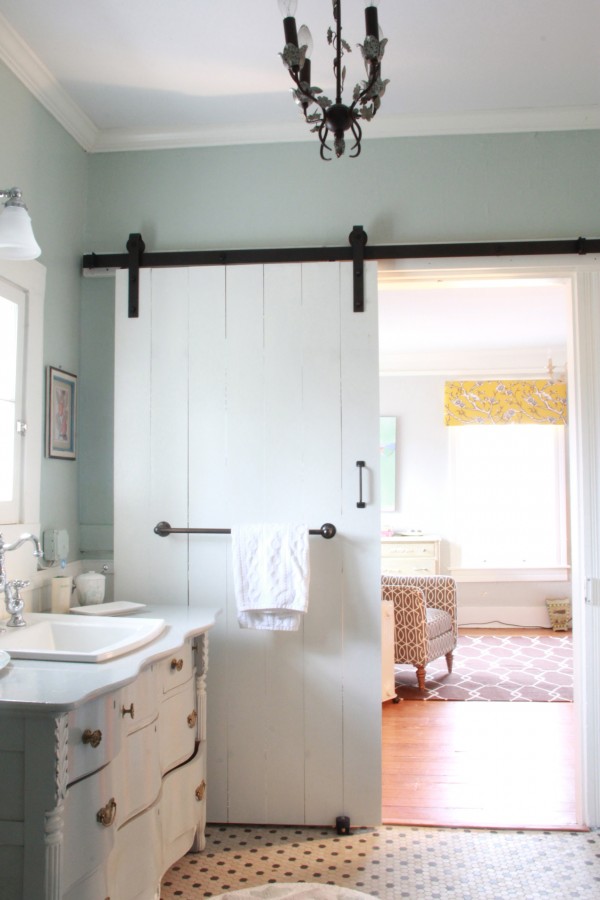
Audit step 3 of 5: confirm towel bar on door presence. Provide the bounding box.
[154,522,337,539]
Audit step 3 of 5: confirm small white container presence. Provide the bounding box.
[75,571,106,606]
[51,576,73,613]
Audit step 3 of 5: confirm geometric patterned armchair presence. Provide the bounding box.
[381,575,458,693]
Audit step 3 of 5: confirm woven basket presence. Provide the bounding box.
[546,598,572,631]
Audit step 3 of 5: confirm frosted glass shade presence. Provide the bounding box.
[0,204,41,260]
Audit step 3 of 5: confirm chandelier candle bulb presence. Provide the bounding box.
[298,25,312,85]
[279,0,299,46]
[365,1,379,38]
[283,16,299,48]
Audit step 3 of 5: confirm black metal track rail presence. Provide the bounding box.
[82,231,600,318]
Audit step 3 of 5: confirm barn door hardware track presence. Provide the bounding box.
[82,232,600,319]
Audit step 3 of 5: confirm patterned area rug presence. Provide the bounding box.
[393,632,573,701]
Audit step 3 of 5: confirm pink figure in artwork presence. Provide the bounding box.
[55,386,69,442]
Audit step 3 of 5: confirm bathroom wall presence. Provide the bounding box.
[3,55,600,568]
[80,130,600,554]
[0,61,88,569]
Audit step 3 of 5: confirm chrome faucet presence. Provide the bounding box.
[0,532,43,627]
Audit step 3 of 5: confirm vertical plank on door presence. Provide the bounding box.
[301,263,345,824]
[148,268,190,604]
[261,264,307,823]
[223,265,271,823]
[188,267,229,821]
[339,261,382,824]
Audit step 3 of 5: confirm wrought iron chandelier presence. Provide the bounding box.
[278,0,388,160]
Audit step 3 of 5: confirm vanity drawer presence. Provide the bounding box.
[159,675,197,774]
[159,641,194,692]
[161,742,206,871]
[118,719,162,824]
[68,694,120,783]
[118,662,159,733]
[63,761,119,893]
[62,865,109,900]
[108,803,162,900]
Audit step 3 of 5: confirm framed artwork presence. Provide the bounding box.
[46,366,77,459]
[380,416,396,511]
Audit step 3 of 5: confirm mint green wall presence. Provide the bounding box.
[0,61,87,559]
[85,132,600,252]
[4,57,600,558]
[81,131,600,553]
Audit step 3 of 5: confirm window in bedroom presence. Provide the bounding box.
[446,379,568,579]
[450,423,567,573]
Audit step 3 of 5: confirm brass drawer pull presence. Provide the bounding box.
[187,709,198,728]
[195,780,206,801]
[171,658,184,672]
[121,703,135,719]
[82,728,102,748]
[96,797,117,827]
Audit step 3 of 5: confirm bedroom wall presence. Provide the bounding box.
[379,374,572,627]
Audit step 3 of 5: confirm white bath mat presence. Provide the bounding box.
[211,884,372,899]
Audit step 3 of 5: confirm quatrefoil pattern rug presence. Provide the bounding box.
[393,632,573,701]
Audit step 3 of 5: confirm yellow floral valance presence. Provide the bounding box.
[444,380,567,426]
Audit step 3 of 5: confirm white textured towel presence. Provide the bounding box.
[231,524,310,631]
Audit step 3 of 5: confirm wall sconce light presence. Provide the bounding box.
[0,187,41,260]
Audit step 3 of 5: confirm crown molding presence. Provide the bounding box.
[88,106,600,154]
[0,12,98,152]
[1,12,599,155]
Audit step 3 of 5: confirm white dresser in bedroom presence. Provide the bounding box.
[381,534,440,575]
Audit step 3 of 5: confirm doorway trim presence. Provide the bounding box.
[378,252,600,829]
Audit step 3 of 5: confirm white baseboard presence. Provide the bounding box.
[457,605,553,629]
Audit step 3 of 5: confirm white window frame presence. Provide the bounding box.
[0,281,26,521]
[0,259,45,539]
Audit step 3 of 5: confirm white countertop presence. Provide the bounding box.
[0,605,220,714]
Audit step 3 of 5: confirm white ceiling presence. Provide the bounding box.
[378,277,569,374]
[0,2,581,366]
[0,0,599,152]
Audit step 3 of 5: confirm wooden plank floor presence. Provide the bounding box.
[382,631,579,830]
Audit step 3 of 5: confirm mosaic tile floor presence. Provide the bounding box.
[161,824,600,899]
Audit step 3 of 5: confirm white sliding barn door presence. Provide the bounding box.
[114,262,381,826]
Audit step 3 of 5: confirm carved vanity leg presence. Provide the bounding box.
[190,633,208,853]
[45,714,69,900]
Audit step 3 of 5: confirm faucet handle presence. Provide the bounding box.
[5,579,28,627]
[11,579,30,593]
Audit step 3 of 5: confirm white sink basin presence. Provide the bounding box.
[0,614,166,662]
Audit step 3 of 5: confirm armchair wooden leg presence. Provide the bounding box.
[416,665,426,691]
[445,651,454,674]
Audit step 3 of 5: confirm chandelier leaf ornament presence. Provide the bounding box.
[278,0,389,160]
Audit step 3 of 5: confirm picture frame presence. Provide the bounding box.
[46,366,77,459]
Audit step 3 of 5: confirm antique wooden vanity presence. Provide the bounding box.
[0,606,218,899]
